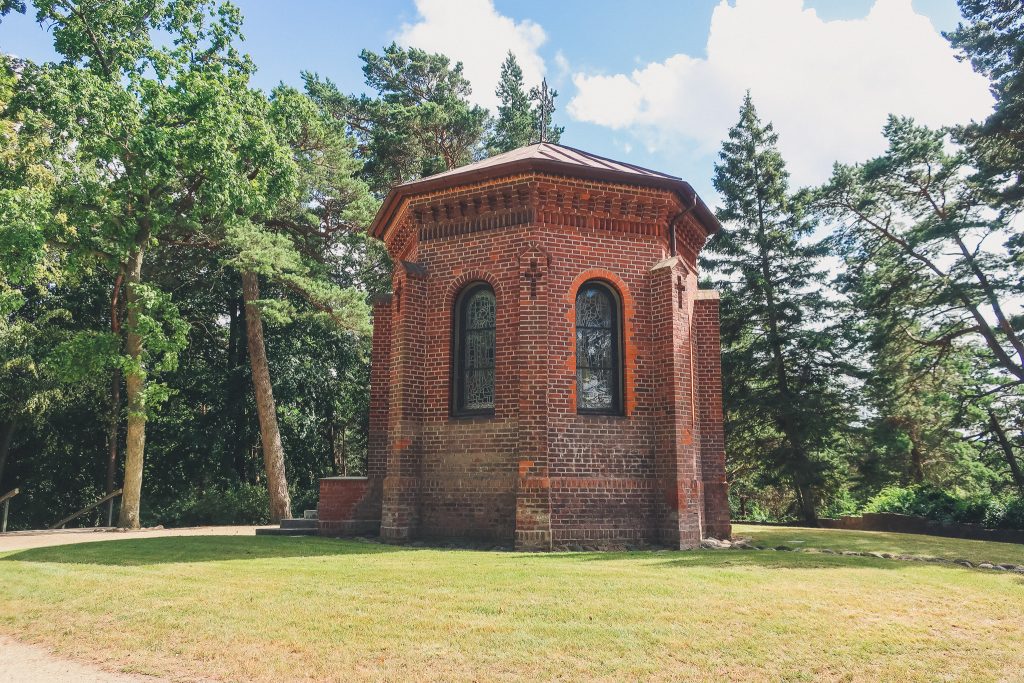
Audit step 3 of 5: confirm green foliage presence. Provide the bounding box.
[303,43,489,195]
[149,482,271,526]
[863,484,1024,530]
[490,52,534,153]
[946,0,1024,211]
[488,52,563,153]
[707,93,852,522]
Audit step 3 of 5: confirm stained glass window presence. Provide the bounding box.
[454,284,496,414]
[576,282,621,413]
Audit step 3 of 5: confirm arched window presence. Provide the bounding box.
[452,283,496,415]
[575,281,622,414]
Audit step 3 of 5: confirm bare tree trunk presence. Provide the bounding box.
[908,428,925,484]
[118,236,148,529]
[241,271,292,522]
[106,271,124,526]
[227,292,251,479]
[0,418,17,490]
[105,370,121,525]
[989,410,1024,495]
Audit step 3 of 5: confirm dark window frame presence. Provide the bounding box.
[451,282,497,417]
[575,279,624,416]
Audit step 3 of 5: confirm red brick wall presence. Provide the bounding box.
[695,293,731,539]
[318,477,382,536]
[368,171,729,549]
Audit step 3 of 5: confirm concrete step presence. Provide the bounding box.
[280,518,318,530]
[303,509,318,520]
[255,527,317,537]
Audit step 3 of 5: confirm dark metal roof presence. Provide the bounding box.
[369,142,720,239]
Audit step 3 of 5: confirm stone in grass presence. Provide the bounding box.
[998,564,1017,570]
[868,552,886,559]
[954,559,973,568]
[774,545,792,552]
[841,550,862,557]
[978,563,995,569]
[819,548,837,554]
[880,553,894,559]
[700,538,732,550]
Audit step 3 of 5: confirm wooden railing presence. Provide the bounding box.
[1,488,19,533]
[49,488,122,530]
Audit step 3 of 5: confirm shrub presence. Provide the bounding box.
[862,485,1023,530]
[150,483,271,527]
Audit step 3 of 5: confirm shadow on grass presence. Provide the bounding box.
[0,535,405,566]
[1,536,990,574]
[519,548,959,572]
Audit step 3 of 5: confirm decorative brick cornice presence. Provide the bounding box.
[379,172,704,255]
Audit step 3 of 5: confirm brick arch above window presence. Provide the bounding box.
[446,269,504,309]
[565,269,637,417]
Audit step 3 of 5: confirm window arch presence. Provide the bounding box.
[452,283,496,415]
[575,280,623,414]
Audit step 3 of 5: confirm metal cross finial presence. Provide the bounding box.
[538,78,550,144]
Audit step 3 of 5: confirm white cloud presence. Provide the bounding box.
[395,0,547,110]
[567,0,993,187]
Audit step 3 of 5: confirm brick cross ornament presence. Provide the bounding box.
[522,258,544,298]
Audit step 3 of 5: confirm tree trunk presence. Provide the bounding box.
[105,369,121,525]
[988,410,1024,495]
[227,292,250,480]
[0,418,17,490]
[241,271,292,522]
[106,271,124,526]
[908,425,925,484]
[118,237,148,529]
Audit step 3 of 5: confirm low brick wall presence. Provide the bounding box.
[318,477,382,537]
[818,512,1024,545]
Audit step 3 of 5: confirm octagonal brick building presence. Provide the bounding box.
[319,142,731,550]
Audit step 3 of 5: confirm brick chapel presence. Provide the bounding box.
[318,142,731,550]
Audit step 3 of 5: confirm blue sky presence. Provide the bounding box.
[0,0,991,203]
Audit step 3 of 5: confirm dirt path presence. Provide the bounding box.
[1,525,265,680]
[0,636,163,683]
[0,524,265,552]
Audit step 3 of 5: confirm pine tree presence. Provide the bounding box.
[815,117,1024,498]
[304,43,489,195]
[946,0,1024,211]
[837,235,979,490]
[490,52,534,153]
[706,93,846,523]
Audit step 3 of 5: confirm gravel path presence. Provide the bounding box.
[1,525,266,681]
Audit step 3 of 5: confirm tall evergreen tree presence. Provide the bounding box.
[489,52,534,153]
[706,93,847,523]
[837,234,980,490]
[815,117,1024,497]
[946,0,1024,212]
[487,52,563,153]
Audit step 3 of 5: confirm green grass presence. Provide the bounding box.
[1,531,1022,682]
[735,523,1024,566]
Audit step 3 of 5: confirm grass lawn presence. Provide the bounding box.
[1,531,1022,682]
